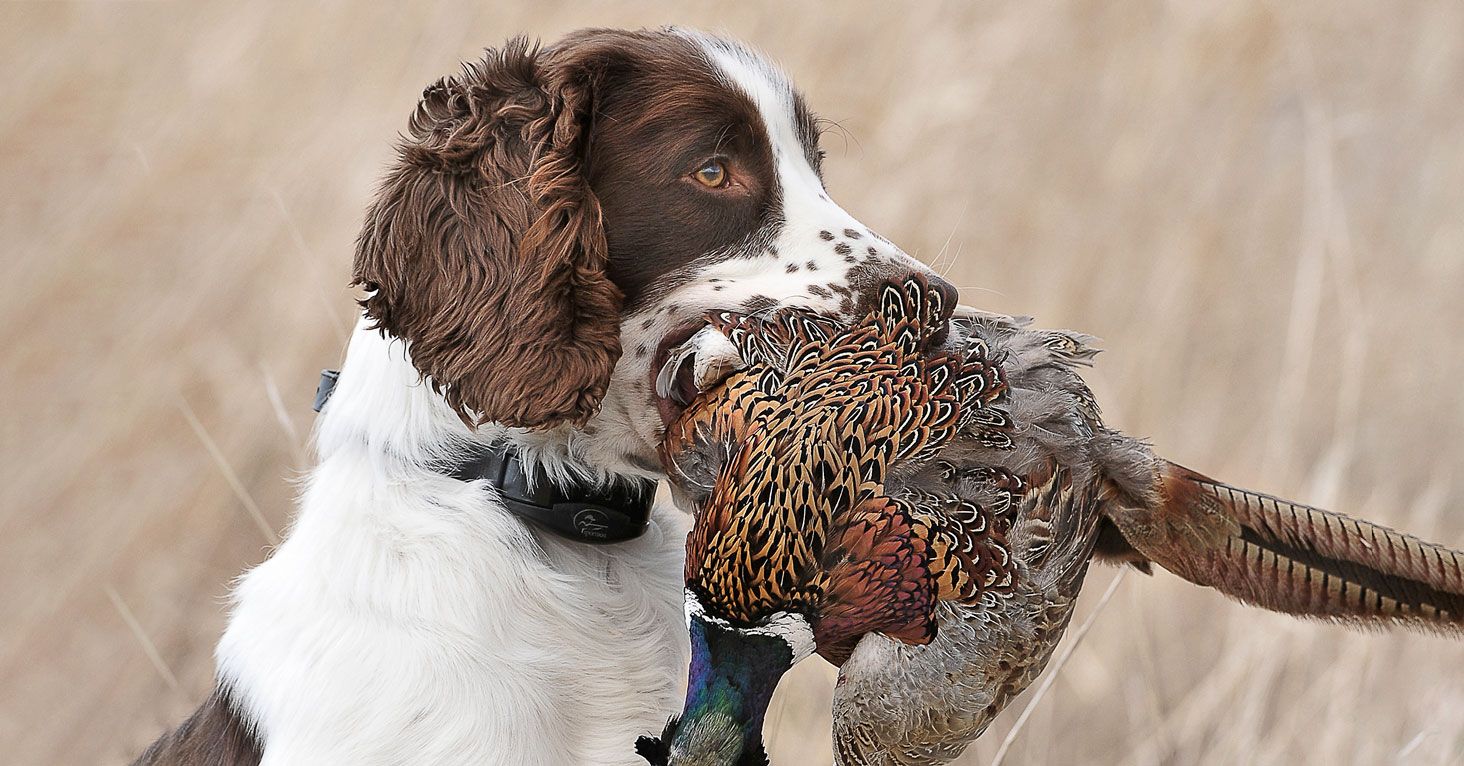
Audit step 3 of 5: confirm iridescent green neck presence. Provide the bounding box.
[652,611,794,765]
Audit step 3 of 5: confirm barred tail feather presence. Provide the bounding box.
[1107,462,1464,632]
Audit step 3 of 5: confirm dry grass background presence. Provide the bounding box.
[3,1,1462,764]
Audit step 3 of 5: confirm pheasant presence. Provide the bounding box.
[637,275,1464,766]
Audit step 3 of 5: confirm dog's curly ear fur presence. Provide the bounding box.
[353,37,621,430]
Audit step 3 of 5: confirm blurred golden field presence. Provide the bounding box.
[4,2,1463,764]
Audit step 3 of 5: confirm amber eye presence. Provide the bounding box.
[692,159,729,188]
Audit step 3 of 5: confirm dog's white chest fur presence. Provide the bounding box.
[215,326,688,765]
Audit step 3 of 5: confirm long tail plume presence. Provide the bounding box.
[1105,462,1464,632]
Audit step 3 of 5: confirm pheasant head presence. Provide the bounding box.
[639,276,1016,765]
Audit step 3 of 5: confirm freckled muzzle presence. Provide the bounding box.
[781,222,960,327]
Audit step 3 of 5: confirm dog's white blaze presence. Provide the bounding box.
[692,31,927,285]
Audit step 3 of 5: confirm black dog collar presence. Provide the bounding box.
[446,446,656,544]
[313,369,655,544]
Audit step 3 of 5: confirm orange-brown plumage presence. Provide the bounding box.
[663,278,1019,662]
[648,275,1464,766]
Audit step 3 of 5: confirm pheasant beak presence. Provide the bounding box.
[636,598,813,766]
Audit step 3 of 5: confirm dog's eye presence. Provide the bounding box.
[692,160,729,189]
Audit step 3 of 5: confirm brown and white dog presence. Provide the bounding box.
[136,27,956,765]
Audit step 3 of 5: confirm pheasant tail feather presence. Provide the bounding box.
[1109,462,1464,632]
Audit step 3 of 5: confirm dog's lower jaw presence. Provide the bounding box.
[215,318,689,764]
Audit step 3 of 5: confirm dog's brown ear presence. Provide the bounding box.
[353,37,621,430]
[1102,461,1464,634]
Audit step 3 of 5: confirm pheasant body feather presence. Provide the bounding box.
[649,276,1464,766]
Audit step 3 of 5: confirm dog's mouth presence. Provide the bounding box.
[651,323,745,428]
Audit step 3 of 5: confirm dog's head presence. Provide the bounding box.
[354,27,956,471]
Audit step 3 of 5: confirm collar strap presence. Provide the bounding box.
[313,369,340,413]
[313,369,655,544]
[446,446,656,544]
